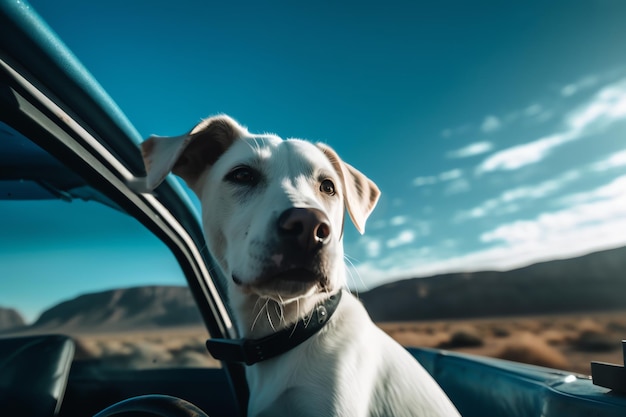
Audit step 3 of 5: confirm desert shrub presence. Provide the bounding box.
[496,332,569,370]
[562,321,579,331]
[606,319,626,333]
[491,326,510,338]
[423,326,436,335]
[439,326,483,349]
[572,330,618,352]
[515,320,543,332]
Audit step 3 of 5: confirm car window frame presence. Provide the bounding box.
[0,14,250,410]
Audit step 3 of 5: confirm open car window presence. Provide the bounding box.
[0,122,219,370]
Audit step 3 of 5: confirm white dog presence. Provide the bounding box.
[140,115,460,417]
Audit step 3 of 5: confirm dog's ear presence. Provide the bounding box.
[140,115,246,191]
[317,143,380,234]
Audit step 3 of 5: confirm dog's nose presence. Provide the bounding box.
[277,208,331,252]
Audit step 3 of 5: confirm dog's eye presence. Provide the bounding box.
[226,166,258,185]
[320,179,336,196]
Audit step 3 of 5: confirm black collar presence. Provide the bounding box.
[206,291,342,366]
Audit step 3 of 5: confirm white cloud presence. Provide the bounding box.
[442,106,545,144]
[413,169,464,188]
[559,174,626,205]
[524,103,553,122]
[498,103,554,128]
[477,77,626,174]
[561,75,599,97]
[353,178,626,289]
[592,150,626,171]
[481,198,626,247]
[441,104,549,149]
[353,220,432,262]
[447,141,493,159]
[413,221,432,237]
[441,124,471,138]
[482,175,626,246]
[351,75,626,290]
[477,132,577,174]
[455,170,581,221]
[364,239,382,258]
[567,79,626,131]
[524,104,542,116]
[481,115,502,133]
[412,176,437,187]
[501,170,581,202]
[390,215,408,226]
[444,178,471,195]
[438,169,462,181]
[368,219,387,230]
[386,230,415,248]
[352,215,626,289]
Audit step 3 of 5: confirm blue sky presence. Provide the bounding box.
[3,1,626,321]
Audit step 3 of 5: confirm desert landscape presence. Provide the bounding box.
[49,309,624,375]
[2,247,625,375]
[69,326,222,370]
[380,310,626,375]
[2,307,625,375]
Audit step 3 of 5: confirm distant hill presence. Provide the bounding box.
[0,307,25,331]
[1,247,625,333]
[31,285,203,331]
[358,246,626,322]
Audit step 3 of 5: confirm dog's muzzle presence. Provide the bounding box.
[232,207,333,290]
[277,207,331,253]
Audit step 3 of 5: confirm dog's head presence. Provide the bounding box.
[140,115,379,326]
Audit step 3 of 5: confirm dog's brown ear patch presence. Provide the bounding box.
[317,143,380,234]
[140,115,246,191]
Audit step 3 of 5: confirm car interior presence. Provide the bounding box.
[1,1,625,416]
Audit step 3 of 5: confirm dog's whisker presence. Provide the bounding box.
[252,296,265,315]
[250,298,269,332]
[288,298,300,338]
[303,302,314,328]
[343,254,369,296]
[343,257,358,291]
[266,300,276,332]
[273,296,286,327]
[276,294,286,326]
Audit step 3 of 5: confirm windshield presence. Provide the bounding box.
[11,0,626,375]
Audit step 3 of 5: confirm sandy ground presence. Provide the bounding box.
[379,309,626,375]
[62,310,626,375]
[70,326,221,369]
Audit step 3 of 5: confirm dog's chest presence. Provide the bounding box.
[245,302,382,417]
[245,348,342,417]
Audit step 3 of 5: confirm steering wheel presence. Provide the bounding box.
[92,394,210,417]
